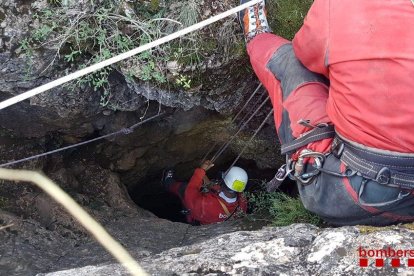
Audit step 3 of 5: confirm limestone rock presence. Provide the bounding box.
[41,224,414,276]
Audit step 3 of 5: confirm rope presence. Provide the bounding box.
[0,0,262,110]
[0,168,148,276]
[224,109,274,176]
[237,88,267,129]
[231,84,263,126]
[0,112,165,168]
[210,96,270,163]
[201,83,263,163]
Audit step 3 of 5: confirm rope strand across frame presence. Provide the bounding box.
[211,96,270,163]
[201,83,263,163]
[0,112,165,168]
[224,110,274,175]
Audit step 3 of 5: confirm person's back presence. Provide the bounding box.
[163,162,248,225]
[294,0,414,152]
[184,183,247,225]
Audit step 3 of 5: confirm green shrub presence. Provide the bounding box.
[18,0,314,107]
[248,190,323,226]
[19,0,174,107]
[270,193,323,226]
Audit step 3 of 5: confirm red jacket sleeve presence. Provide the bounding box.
[293,0,330,77]
[184,168,205,208]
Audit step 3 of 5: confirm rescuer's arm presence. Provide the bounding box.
[184,160,214,201]
[292,0,329,77]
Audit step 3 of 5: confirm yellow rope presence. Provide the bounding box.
[0,168,148,276]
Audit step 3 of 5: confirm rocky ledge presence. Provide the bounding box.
[41,223,414,276]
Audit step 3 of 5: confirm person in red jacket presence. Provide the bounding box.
[163,160,248,225]
[239,0,414,226]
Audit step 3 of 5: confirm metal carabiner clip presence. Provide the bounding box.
[266,160,296,192]
[299,150,326,163]
[275,161,295,181]
[296,157,322,184]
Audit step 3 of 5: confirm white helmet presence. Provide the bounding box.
[222,166,248,192]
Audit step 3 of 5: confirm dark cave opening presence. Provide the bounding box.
[32,115,297,225]
[127,155,290,223]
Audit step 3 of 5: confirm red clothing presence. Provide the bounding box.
[183,168,247,225]
[247,34,333,154]
[293,0,414,153]
[245,0,414,226]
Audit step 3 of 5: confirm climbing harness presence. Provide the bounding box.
[224,204,240,221]
[280,124,335,155]
[201,83,263,163]
[268,124,414,194]
[293,149,326,184]
[332,134,414,190]
[266,124,336,191]
[0,112,165,168]
[266,149,327,191]
[217,197,232,217]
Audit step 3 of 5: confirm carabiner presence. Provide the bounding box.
[299,150,326,162]
[294,150,326,185]
[295,157,322,184]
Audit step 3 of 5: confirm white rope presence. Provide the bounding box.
[0,0,262,110]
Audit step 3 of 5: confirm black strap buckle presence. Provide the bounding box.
[375,167,391,185]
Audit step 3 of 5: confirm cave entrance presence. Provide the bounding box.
[128,156,278,223]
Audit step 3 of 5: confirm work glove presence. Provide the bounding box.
[201,160,214,171]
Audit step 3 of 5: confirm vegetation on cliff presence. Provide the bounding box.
[17,0,312,109]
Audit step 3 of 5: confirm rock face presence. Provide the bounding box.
[40,223,414,276]
[0,0,255,137]
[1,1,414,276]
[5,1,406,276]
[0,0,281,194]
[0,202,264,275]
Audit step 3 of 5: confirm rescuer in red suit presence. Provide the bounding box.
[163,160,248,225]
[239,0,414,225]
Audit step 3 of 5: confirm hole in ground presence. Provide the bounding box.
[128,155,283,223]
